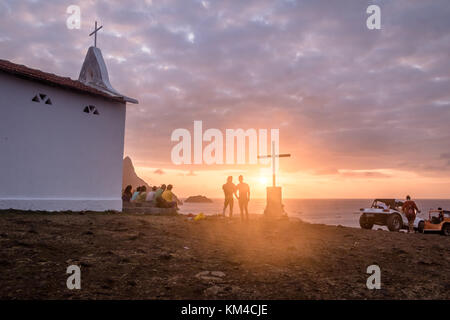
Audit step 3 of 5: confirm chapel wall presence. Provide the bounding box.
[0,72,126,211]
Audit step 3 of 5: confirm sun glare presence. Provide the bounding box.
[259,176,268,185]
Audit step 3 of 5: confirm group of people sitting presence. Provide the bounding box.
[122,184,183,209]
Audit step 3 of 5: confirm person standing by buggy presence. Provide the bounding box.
[402,195,420,233]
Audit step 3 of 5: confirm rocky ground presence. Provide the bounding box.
[0,211,449,299]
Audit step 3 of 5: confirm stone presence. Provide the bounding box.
[264,187,285,217]
[195,271,226,282]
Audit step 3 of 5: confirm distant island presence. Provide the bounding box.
[184,195,213,203]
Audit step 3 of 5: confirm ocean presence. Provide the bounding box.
[179,198,450,228]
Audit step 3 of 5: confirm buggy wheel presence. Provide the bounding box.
[387,214,402,232]
[359,214,374,230]
[442,223,450,236]
[418,221,425,233]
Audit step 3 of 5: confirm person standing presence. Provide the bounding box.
[237,175,250,221]
[402,195,420,233]
[222,176,237,218]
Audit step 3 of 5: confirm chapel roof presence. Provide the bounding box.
[0,58,136,104]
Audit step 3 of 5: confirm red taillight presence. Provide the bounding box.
[360,208,364,211]
[383,209,390,212]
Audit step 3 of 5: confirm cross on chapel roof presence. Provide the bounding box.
[89,21,103,48]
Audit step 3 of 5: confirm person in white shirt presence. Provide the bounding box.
[378,202,388,209]
[146,186,157,203]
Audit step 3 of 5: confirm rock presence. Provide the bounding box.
[184,195,213,203]
[392,247,407,255]
[159,253,172,260]
[195,271,226,282]
[204,285,241,297]
[119,257,131,263]
[204,285,222,296]
[211,271,226,277]
[418,259,439,266]
[123,156,150,190]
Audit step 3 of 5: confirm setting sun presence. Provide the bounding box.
[259,176,268,186]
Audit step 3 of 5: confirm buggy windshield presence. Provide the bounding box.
[371,199,404,210]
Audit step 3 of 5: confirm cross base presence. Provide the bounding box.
[263,186,287,218]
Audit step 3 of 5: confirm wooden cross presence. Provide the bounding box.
[257,141,291,187]
[89,21,103,48]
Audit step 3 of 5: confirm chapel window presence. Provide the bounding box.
[83,105,100,115]
[32,93,52,105]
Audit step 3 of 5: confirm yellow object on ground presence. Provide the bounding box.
[194,213,205,221]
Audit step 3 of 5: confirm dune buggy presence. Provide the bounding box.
[357,199,423,232]
[418,209,450,236]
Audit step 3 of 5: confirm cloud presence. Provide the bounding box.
[1,0,449,180]
[339,171,391,179]
[153,169,165,175]
[313,168,391,179]
[186,170,197,176]
[175,170,196,176]
[313,168,339,176]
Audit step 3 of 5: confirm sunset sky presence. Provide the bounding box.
[1,0,449,198]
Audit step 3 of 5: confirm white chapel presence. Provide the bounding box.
[0,37,138,211]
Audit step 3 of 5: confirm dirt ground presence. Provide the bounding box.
[0,211,449,299]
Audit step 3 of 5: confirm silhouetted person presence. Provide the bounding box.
[131,186,141,202]
[155,184,167,208]
[402,195,420,233]
[122,185,133,202]
[162,184,182,209]
[136,186,147,202]
[222,176,237,217]
[237,175,250,221]
[434,207,444,223]
[146,186,158,203]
